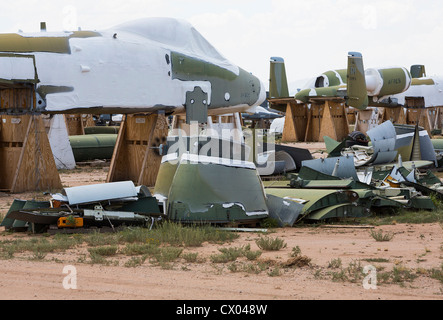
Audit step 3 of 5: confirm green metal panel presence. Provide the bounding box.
[69,134,117,161]
[84,126,120,135]
[167,159,268,224]
[0,199,26,229]
[305,203,370,221]
[265,188,359,222]
[347,52,368,110]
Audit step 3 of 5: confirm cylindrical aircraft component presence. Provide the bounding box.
[69,134,117,162]
[84,126,120,134]
[365,67,411,98]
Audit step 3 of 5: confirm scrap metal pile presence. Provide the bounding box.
[1,181,162,234]
[2,120,443,233]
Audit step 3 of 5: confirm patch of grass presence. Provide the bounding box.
[362,207,443,225]
[210,244,262,263]
[370,229,395,242]
[152,247,183,263]
[124,255,148,268]
[364,258,390,263]
[121,243,160,256]
[182,252,199,263]
[118,222,238,248]
[255,236,286,251]
[87,245,118,257]
[429,264,443,283]
[328,258,342,269]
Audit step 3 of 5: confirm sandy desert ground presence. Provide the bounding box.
[0,143,442,301]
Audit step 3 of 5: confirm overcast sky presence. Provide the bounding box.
[1,0,441,92]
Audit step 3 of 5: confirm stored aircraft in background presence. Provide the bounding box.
[268,52,437,110]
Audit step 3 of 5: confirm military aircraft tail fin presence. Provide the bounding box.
[346,52,368,110]
[269,57,289,98]
[410,65,426,78]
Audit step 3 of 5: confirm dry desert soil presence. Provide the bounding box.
[0,142,442,301]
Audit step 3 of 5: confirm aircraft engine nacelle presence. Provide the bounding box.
[365,67,412,99]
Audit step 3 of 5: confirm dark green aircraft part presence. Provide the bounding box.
[269,57,289,98]
[305,203,370,221]
[347,52,368,110]
[322,69,347,86]
[171,52,262,110]
[410,64,426,78]
[166,160,268,224]
[0,199,26,229]
[295,87,341,103]
[69,134,117,162]
[377,68,410,97]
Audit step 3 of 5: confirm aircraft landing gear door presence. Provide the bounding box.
[185,86,208,125]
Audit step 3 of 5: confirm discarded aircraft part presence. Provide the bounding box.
[408,196,436,210]
[48,114,76,170]
[301,156,359,180]
[341,145,373,167]
[265,188,359,223]
[256,151,286,176]
[153,154,180,209]
[61,181,138,205]
[7,200,51,232]
[372,160,433,171]
[305,203,370,221]
[324,135,344,157]
[82,205,150,227]
[296,166,341,181]
[165,135,251,162]
[69,134,117,162]
[84,126,120,134]
[346,131,369,147]
[270,117,285,134]
[291,179,356,190]
[7,208,69,225]
[275,151,297,172]
[117,196,162,216]
[265,194,304,227]
[395,124,437,165]
[0,17,266,116]
[366,120,398,165]
[265,143,313,172]
[241,106,283,120]
[0,199,26,229]
[166,154,268,224]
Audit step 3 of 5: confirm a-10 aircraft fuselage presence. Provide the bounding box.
[0,18,266,116]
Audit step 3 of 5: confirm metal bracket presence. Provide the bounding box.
[185,86,208,124]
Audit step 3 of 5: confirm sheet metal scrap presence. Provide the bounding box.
[155,153,269,226]
[265,187,363,224]
[1,181,163,233]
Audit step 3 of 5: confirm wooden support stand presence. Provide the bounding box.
[64,114,95,135]
[271,98,349,142]
[377,107,406,125]
[304,100,349,142]
[354,108,379,135]
[281,102,309,142]
[107,113,169,187]
[404,97,434,137]
[0,114,62,193]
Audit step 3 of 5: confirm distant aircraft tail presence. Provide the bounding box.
[346,52,368,110]
[410,65,426,78]
[269,57,289,98]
